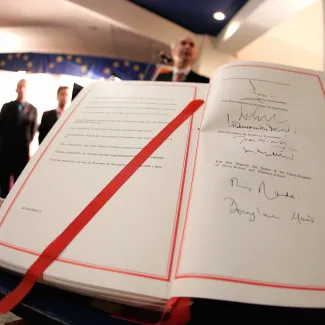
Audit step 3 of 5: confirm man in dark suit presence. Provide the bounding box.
[155,36,209,83]
[0,79,38,198]
[38,86,69,144]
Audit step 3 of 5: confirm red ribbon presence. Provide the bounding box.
[0,99,204,314]
[111,297,191,325]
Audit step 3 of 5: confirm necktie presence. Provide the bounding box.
[176,72,184,82]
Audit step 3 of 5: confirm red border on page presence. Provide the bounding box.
[175,64,325,291]
[0,83,198,282]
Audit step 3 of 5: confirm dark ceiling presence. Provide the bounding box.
[127,0,249,36]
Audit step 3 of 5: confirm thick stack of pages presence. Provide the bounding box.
[1,62,325,310]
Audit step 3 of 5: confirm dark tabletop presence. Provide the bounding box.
[1,269,324,324]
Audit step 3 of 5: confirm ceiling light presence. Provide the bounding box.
[223,22,240,40]
[213,12,226,21]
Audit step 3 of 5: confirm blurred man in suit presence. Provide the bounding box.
[39,86,69,144]
[0,79,38,197]
[155,36,209,83]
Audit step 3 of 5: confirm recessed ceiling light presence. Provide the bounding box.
[213,12,226,21]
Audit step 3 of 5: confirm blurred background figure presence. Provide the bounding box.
[39,86,70,144]
[0,79,38,198]
[155,36,209,83]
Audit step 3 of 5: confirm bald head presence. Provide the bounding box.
[171,36,197,69]
[16,79,27,102]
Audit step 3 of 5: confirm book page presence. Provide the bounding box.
[0,81,208,299]
[172,62,325,307]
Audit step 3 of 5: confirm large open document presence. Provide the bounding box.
[1,62,325,311]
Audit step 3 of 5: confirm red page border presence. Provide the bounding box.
[175,64,325,291]
[0,83,197,282]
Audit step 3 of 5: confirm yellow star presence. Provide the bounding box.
[113,61,119,68]
[7,54,13,60]
[103,67,111,74]
[124,60,130,67]
[99,77,106,81]
[27,62,33,68]
[75,57,82,64]
[56,56,63,63]
[133,64,140,71]
[15,53,21,58]
[23,54,29,61]
[138,73,144,80]
[66,55,72,60]
[82,75,88,78]
[48,62,55,69]
[0,60,6,67]
[81,65,88,72]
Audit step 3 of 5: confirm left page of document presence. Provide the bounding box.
[0,81,204,299]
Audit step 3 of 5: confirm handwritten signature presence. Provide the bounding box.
[241,147,294,160]
[240,97,287,105]
[224,197,314,224]
[224,197,279,222]
[227,114,292,133]
[258,181,295,200]
[231,177,295,200]
[249,80,268,98]
[239,106,288,124]
[231,177,251,191]
[234,136,297,153]
[291,212,314,224]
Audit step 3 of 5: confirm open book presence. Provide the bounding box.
[1,61,325,311]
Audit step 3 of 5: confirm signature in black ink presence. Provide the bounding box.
[241,147,294,160]
[234,136,296,153]
[258,181,295,200]
[291,212,315,224]
[239,106,288,124]
[229,176,296,200]
[224,197,256,221]
[270,145,297,153]
[230,177,251,191]
[240,97,287,105]
[257,207,280,220]
[249,80,268,98]
[227,114,291,133]
[224,197,280,222]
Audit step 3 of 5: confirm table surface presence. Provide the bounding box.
[1,268,325,324]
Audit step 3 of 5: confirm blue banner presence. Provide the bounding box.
[0,53,156,81]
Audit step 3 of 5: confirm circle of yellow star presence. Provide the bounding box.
[15,53,21,58]
[113,61,119,68]
[56,56,63,63]
[75,57,82,64]
[124,60,130,67]
[81,65,88,72]
[0,61,6,67]
[7,54,13,60]
[48,62,55,69]
[138,73,144,80]
[103,67,111,74]
[27,62,33,68]
[133,64,140,71]
[66,55,72,60]
[23,54,29,61]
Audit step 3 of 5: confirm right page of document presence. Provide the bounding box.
[172,62,325,307]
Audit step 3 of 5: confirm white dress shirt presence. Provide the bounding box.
[56,107,64,119]
[172,66,191,82]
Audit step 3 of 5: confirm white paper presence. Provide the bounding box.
[172,62,325,307]
[0,81,207,299]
